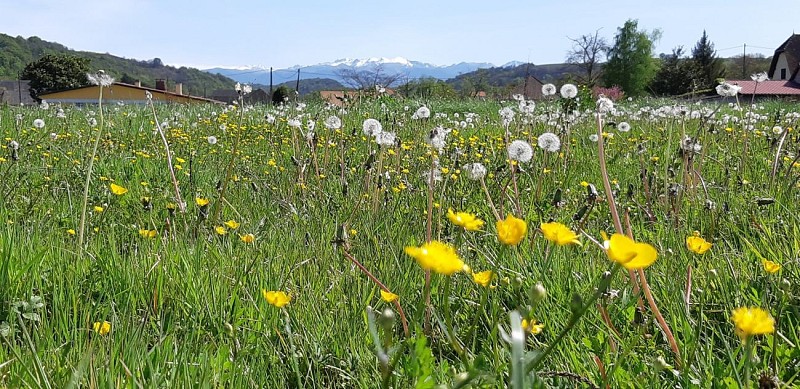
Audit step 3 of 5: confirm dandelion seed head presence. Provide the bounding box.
[617,121,631,132]
[537,132,561,152]
[542,83,557,96]
[560,84,578,99]
[324,116,342,130]
[462,163,487,180]
[507,140,533,162]
[33,119,45,129]
[207,135,218,145]
[362,118,382,136]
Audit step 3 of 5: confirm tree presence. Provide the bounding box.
[22,54,90,97]
[565,29,609,86]
[650,47,697,96]
[271,85,290,105]
[603,20,661,96]
[691,31,725,92]
[337,64,403,90]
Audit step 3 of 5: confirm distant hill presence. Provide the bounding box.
[447,63,581,91]
[268,77,345,96]
[0,33,235,97]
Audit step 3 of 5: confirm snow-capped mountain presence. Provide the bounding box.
[203,57,498,87]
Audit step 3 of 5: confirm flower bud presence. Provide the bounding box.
[377,308,395,331]
[530,282,547,302]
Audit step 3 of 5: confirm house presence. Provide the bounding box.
[39,79,223,105]
[510,76,545,100]
[731,34,800,99]
[319,88,395,106]
[209,88,270,104]
[0,80,37,105]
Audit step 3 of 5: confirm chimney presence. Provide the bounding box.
[175,83,183,95]
[155,79,167,91]
[134,80,141,87]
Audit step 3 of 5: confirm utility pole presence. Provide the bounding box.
[295,69,300,96]
[269,67,273,97]
[742,44,746,79]
[18,71,22,105]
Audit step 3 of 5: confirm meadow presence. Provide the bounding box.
[0,84,798,388]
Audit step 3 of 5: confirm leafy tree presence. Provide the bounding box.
[271,85,291,105]
[565,29,609,86]
[22,54,90,97]
[650,47,697,96]
[603,19,661,96]
[691,31,725,91]
[337,64,403,90]
[399,78,457,99]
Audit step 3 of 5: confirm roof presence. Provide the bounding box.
[40,82,223,104]
[728,80,800,95]
[769,34,800,79]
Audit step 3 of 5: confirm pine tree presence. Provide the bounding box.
[603,20,661,96]
[650,47,697,96]
[691,31,725,91]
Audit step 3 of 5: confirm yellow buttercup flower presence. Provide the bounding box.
[380,290,399,303]
[224,220,240,229]
[447,209,484,231]
[93,321,111,335]
[109,183,128,196]
[138,229,157,239]
[67,229,76,235]
[262,290,291,308]
[731,307,774,340]
[686,232,712,254]
[540,222,581,246]
[496,214,527,246]
[240,233,255,243]
[214,226,227,235]
[195,197,210,207]
[762,259,781,274]
[521,319,544,335]
[603,233,657,270]
[93,206,104,213]
[404,240,465,276]
[471,270,494,287]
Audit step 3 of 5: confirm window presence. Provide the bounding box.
[781,68,787,79]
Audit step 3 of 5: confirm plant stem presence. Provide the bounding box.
[77,85,104,252]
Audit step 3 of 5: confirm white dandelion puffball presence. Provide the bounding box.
[560,84,578,99]
[716,82,741,97]
[33,119,45,129]
[537,132,561,152]
[87,70,114,87]
[287,118,302,128]
[207,136,218,145]
[596,96,614,113]
[542,83,557,96]
[324,116,342,130]
[462,163,487,180]
[412,106,431,119]
[375,131,396,147]
[507,140,533,163]
[9,140,19,151]
[617,122,631,132]
[363,118,382,136]
[750,72,769,83]
[589,134,599,142]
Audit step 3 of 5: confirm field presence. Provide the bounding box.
[0,87,798,388]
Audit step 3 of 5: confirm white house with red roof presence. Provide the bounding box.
[730,34,800,98]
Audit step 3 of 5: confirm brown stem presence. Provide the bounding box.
[480,177,501,221]
[342,250,409,337]
[638,268,682,369]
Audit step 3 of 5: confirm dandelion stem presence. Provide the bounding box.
[480,177,501,221]
[147,100,186,212]
[77,84,104,252]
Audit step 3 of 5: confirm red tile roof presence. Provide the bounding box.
[727,80,800,95]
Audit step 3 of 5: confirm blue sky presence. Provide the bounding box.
[1,0,794,69]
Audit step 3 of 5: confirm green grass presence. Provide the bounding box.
[0,93,798,388]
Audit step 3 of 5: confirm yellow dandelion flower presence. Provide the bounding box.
[540,222,581,246]
[67,229,76,235]
[447,209,484,231]
[471,270,494,288]
[603,233,657,270]
[240,233,255,243]
[686,232,712,254]
[496,215,527,246]
[380,290,399,303]
[109,183,128,196]
[138,229,157,239]
[224,220,240,229]
[215,226,227,235]
[93,206,104,213]
[195,197,210,207]
[93,321,111,335]
[262,290,291,308]
[731,307,774,340]
[404,240,465,276]
[762,259,781,274]
[521,319,544,335]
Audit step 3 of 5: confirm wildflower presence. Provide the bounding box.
[324,116,342,130]
[138,229,157,239]
[617,122,631,132]
[686,232,712,254]
[67,229,76,235]
[109,183,128,196]
[560,84,578,99]
[499,107,515,126]
[447,209,484,231]
[33,119,45,129]
[716,82,741,97]
[93,321,111,335]
[507,140,533,163]
[404,240,465,276]
[240,233,255,243]
[596,96,614,113]
[262,290,291,308]
[207,136,218,145]
[541,83,557,96]
[521,318,545,335]
[224,220,240,229]
[589,134,599,142]
[87,70,114,87]
[362,118,382,136]
[603,233,658,270]
[496,215,527,246]
[731,307,774,340]
[680,135,702,154]
[425,126,450,151]
[195,197,210,207]
[750,72,769,83]
[471,270,493,287]
[540,222,581,246]
[537,132,561,152]
[762,259,781,274]
[412,106,431,119]
[380,290,399,303]
[375,131,397,147]
[462,162,487,180]
[215,226,227,235]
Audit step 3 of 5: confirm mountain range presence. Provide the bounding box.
[203,57,516,87]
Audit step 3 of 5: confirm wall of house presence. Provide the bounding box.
[40,85,207,104]
[774,54,790,80]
